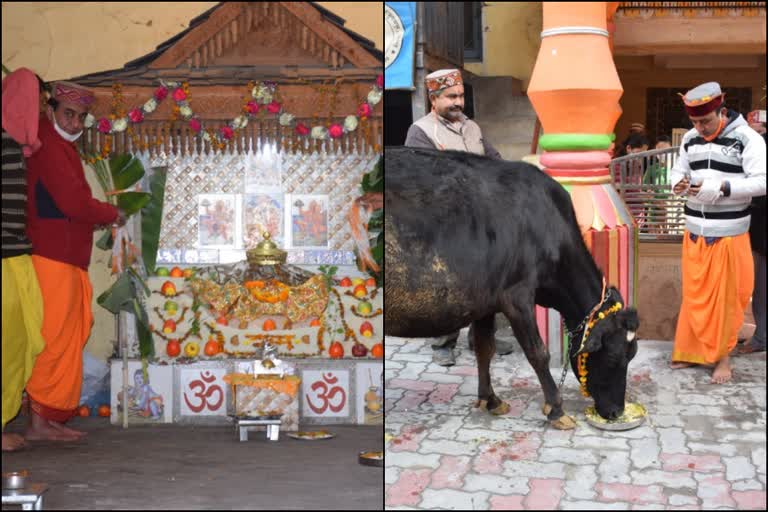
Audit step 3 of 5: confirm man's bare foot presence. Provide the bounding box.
[711,356,732,384]
[24,423,80,442]
[669,361,696,369]
[2,433,27,451]
[48,420,88,437]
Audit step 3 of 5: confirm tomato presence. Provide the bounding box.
[97,404,111,417]
[371,343,384,358]
[329,342,344,359]
[166,339,181,357]
[263,319,277,331]
[77,405,91,417]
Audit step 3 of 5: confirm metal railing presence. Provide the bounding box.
[610,147,685,241]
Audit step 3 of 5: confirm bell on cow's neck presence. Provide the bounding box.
[246,232,287,267]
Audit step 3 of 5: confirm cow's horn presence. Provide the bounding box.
[626,331,636,342]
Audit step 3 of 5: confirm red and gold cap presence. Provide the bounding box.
[679,82,724,117]
[52,81,95,106]
[425,69,463,94]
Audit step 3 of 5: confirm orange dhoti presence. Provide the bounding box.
[673,232,754,365]
[25,255,93,423]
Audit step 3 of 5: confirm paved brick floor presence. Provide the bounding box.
[385,334,766,510]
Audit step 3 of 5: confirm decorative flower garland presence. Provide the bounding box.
[576,300,624,398]
[83,75,383,160]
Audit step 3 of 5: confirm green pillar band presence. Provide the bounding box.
[539,134,613,151]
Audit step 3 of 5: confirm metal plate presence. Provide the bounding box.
[358,451,383,467]
[585,403,647,431]
[287,431,335,440]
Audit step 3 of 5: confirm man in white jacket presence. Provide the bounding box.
[668,82,766,384]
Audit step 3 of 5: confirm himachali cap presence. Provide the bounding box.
[425,69,463,94]
[680,82,724,117]
[52,80,95,106]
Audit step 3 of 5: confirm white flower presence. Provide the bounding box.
[310,126,328,140]
[84,114,95,129]
[179,105,193,119]
[143,98,157,113]
[253,84,273,104]
[279,113,295,126]
[113,118,128,132]
[251,86,259,99]
[163,81,179,89]
[367,89,382,106]
[233,115,248,129]
[344,115,358,132]
[202,131,211,142]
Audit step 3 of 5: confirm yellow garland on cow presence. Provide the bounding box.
[577,301,624,398]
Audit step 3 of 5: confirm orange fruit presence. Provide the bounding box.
[329,342,344,359]
[170,266,183,278]
[77,405,91,417]
[365,278,377,287]
[204,339,220,356]
[309,318,321,327]
[339,277,352,287]
[371,343,384,358]
[97,404,111,417]
[279,289,289,302]
[263,319,277,331]
[216,316,228,326]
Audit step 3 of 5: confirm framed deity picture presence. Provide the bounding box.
[243,193,284,248]
[289,194,330,249]
[198,194,236,249]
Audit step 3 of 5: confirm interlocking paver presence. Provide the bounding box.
[385,336,766,509]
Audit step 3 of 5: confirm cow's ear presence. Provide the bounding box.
[618,309,639,342]
[583,317,611,353]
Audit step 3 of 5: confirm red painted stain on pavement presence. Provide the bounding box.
[429,383,460,404]
[596,483,665,505]
[732,490,767,510]
[489,495,525,510]
[389,424,428,452]
[660,453,723,472]
[386,468,433,508]
[474,433,542,474]
[450,365,479,376]
[387,378,436,392]
[524,479,564,510]
[393,390,430,412]
[430,455,471,489]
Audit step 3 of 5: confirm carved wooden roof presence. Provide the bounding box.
[70,2,383,86]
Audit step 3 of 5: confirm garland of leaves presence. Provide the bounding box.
[83,75,383,160]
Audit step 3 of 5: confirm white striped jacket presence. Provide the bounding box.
[670,111,767,238]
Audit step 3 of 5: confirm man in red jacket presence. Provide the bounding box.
[24,81,126,442]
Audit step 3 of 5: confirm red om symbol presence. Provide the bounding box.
[306,372,347,414]
[183,370,224,413]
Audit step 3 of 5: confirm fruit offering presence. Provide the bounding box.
[339,277,352,287]
[184,341,200,358]
[360,321,374,337]
[170,267,184,278]
[161,281,177,297]
[329,342,344,359]
[371,343,384,358]
[358,301,373,315]
[162,319,177,334]
[156,267,170,277]
[352,342,368,357]
[166,339,181,357]
[204,339,220,356]
[353,284,367,298]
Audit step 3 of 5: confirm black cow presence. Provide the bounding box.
[385,147,639,428]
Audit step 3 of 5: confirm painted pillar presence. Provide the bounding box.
[527,2,638,365]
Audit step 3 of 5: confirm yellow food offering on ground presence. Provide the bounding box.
[585,402,647,424]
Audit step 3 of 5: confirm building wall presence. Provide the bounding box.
[2,2,382,363]
[615,59,766,146]
[463,2,541,90]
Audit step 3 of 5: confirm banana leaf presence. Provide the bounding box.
[96,272,135,315]
[110,154,145,191]
[117,191,152,216]
[141,167,167,274]
[133,297,154,359]
[95,229,113,251]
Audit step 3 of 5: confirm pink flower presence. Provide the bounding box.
[295,123,310,136]
[357,103,372,119]
[98,118,112,134]
[189,118,202,133]
[246,101,260,114]
[220,126,234,140]
[328,124,343,139]
[128,109,144,123]
[154,87,168,101]
[267,101,281,114]
[376,74,383,89]
[173,88,187,102]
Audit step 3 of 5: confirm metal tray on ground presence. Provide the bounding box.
[585,402,647,431]
[358,451,383,467]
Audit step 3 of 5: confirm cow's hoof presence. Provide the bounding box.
[550,414,576,430]
[542,403,553,416]
[474,400,511,416]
